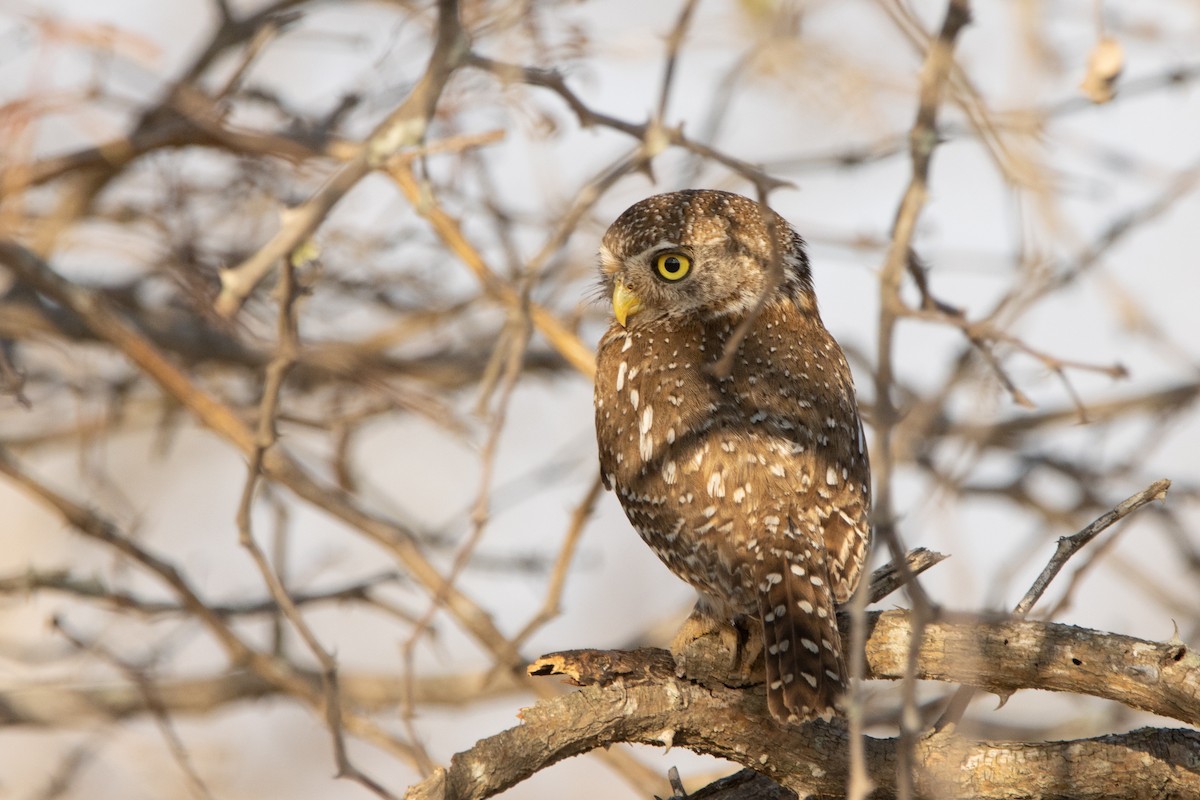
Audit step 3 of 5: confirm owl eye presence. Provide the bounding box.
[653,252,691,282]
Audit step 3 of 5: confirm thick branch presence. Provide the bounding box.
[862,611,1197,724]
[406,612,1199,799]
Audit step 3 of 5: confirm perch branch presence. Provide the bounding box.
[406,609,1199,799]
[936,478,1171,729]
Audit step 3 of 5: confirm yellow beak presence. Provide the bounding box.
[611,282,643,327]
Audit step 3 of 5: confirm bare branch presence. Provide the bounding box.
[937,478,1171,729]
[213,0,469,316]
[407,612,1199,799]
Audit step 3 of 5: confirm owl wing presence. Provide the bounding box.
[730,312,872,605]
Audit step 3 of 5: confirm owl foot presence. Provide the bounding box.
[669,606,763,689]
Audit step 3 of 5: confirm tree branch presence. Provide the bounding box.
[213,0,469,317]
[0,668,526,729]
[407,620,1199,799]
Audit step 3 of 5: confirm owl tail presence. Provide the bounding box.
[758,556,846,724]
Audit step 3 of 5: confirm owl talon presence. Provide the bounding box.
[669,606,738,682]
[669,606,763,688]
[732,616,764,683]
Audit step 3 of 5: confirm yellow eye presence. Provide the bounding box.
[654,252,691,282]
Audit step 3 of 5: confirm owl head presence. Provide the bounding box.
[598,190,815,328]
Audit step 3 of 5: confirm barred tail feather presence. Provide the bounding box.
[758,555,846,724]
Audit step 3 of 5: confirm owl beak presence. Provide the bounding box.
[611,282,643,327]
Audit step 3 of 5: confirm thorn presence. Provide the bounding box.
[1166,620,1188,663]
[637,156,657,184]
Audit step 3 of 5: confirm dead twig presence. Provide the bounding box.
[936,478,1171,730]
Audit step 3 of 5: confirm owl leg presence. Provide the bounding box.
[758,554,846,725]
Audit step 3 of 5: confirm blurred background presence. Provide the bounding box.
[0,0,1198,797]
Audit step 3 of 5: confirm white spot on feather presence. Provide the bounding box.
[640,430,654,461]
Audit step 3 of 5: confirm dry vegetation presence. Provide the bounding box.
[1,1,1198,798]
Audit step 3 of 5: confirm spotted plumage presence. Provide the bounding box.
[593,190,871,724]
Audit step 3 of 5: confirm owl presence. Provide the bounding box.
[593,190,871,724]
